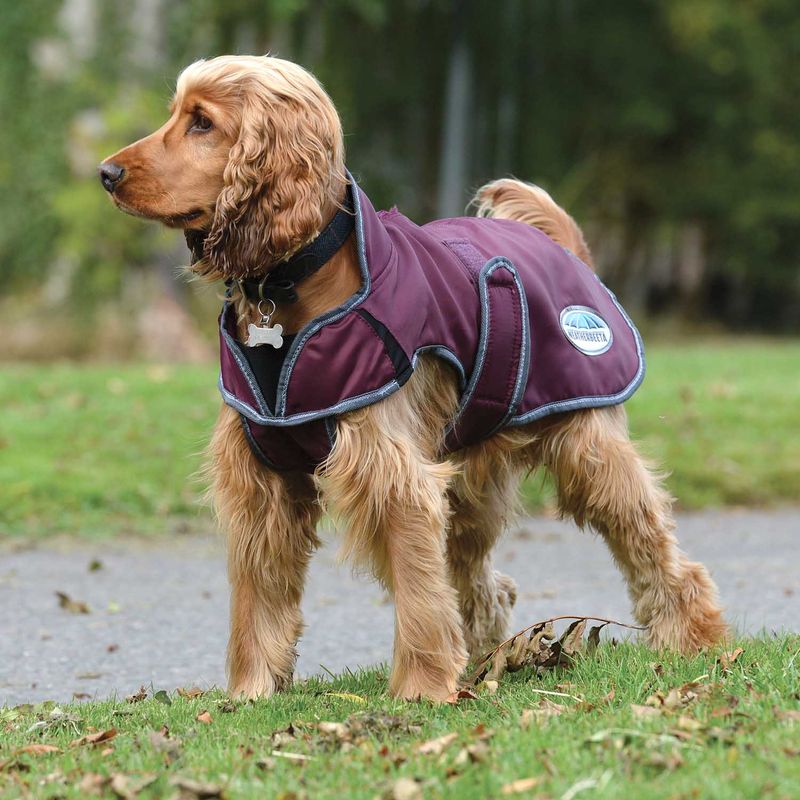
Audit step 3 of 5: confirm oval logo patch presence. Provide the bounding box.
[559,306,613,356]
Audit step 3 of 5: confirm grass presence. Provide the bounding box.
[1,638,798,799]
[0,364,217,538]
[1,339,799,538]
[522,338,800,511]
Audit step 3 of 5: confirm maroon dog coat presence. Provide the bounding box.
[219,179,645,472]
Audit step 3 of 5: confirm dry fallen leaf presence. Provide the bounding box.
[520,698,570,728]
[56,591,90,614]
[675,715,704,732]
[316,721,351,741]
[169,776,224,798]
[453,741,490,765]
[71,728,117,748]
[195,710,213,725]
[148,729,182,762]
[560,619,587,655]
[471,616,644,690]
[486,648,508,682]
[417,732,458,756]
[269,750,314,762]
[126,687,148,704]
[270,724,296,748]
[640,750,684,771]
[109,772,157,800]
[718,647,744,670]
[78,773,108,795]
[177,687,205,700]
[501,777,542,794]
[445,688,478,704]
[631,704,661,719]
[386,777,422,800]
[587,624,607,651]
[506,634,529,671]
[14,744,60,756]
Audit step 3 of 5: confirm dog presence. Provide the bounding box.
[99,55,726,701]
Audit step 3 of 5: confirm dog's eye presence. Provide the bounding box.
[189,114,213,133]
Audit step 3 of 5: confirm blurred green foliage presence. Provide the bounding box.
[2,342,798,537]
[1,0,799,331]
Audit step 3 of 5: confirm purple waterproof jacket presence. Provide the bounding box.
[219,179,645,472]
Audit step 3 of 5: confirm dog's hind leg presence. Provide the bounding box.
[323,393,469,701]
[209,405,321,699]
[446,442,521,659]
[531,405,726,653]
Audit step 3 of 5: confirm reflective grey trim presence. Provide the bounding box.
[218,308,271,418]
[443,257,530,440]
[507,276,646,426]
[220,375,402,427]
[504,262,531,423]
[411,345,466,392]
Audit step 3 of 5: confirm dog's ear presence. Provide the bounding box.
[201,91,342,278]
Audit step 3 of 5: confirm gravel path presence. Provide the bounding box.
[1,509,797,706]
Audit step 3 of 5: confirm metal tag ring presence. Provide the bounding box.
[257,298,276,320]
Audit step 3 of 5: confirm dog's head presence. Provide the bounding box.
[99,55,346,278]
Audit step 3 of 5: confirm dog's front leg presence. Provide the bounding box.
[323,402,469,701]
[209,406,320,699]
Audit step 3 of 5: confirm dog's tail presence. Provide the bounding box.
[472,178,593,269]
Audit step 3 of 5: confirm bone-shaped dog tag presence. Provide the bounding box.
[247,321,284,348]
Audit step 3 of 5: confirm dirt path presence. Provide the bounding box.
[1,508,797,706]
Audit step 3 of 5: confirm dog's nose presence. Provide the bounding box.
[98,162,125,193]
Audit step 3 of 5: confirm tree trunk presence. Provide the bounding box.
[436,0,472,218]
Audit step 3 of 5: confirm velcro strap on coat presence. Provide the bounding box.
[443,257,529,452]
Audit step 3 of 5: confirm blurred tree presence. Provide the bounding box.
[0,0,798,357]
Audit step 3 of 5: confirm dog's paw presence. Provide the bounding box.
[645,604,728,654]
[495,571,518,611]
[390,674,461,703]
[462,572,517,658]
[228,670,292,700]
[641,562,727,653]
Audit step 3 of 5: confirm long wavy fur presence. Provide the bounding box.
[177,56,347,279]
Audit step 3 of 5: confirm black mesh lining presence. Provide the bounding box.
[237,333,297,413]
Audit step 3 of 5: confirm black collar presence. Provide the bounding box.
[230,187,355,305]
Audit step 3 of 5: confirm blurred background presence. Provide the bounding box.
[1,0,798,538]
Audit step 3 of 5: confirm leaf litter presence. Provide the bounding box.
[469,615,644,688]
[55,591,90,614]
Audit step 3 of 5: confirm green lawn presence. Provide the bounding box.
[1,340,798,538]
[1,638,798,799]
